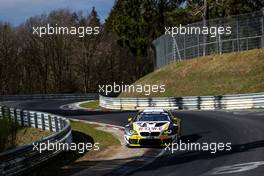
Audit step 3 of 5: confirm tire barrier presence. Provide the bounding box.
[99,92,264,110]
[0,106,72,176]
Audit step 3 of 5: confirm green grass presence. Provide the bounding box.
[121,48,264,97]
[0,118,120,153]
[79,100,102,109]
[70,120,120,149]
[16,128,51,145]
[21,121,122,175]
[0,119,18,151]
[0,119,51,152]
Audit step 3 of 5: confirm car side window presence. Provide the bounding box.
[167,112,173,121]
[133,114,139,122]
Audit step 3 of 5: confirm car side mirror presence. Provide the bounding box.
[128,117,132,123]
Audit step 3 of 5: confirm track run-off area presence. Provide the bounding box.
[1,99,264,176]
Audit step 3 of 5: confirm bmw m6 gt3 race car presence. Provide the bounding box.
[124,109,181,147]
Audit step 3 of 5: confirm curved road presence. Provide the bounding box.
[1,99,264,176]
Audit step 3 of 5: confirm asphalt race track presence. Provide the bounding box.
[1,99,264,176]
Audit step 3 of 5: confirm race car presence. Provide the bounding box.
[124,109,181,147]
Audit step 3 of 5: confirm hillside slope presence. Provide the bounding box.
[121,48,264,97]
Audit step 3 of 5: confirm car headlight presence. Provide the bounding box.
[125,129,138,136]
[163,129,173,135]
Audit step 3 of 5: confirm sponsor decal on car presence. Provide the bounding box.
[138,127,163,131]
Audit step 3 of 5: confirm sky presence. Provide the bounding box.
[0,0,115,26]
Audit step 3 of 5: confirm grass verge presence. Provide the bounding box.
[121,48,264,97]
[70,120,120,156]
[79,100,103,110]
[16,128,51,146]
[30,121,121,175]
[0,119,51,152]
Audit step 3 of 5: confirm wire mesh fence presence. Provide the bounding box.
[152,8,264,68]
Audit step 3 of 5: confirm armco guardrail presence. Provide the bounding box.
[99,92,264,110]
[0,93,98,101]
[0,106,72,176]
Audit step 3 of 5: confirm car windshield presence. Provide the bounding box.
[136,114,169,122]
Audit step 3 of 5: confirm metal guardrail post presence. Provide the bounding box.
[34,112,38,128]
[41,114,45,130]
[0,106,3,119]
[59,118,64,129]
[27,111,31,127]
[20,110,24,126]
[54,116,59,132]
[261,7,264,48]
[236,19,240,52]
[14,109,17,124]
[3,107,10,120]
[197,96,201,110]
[9,108,14,120]
[48,115,52,131]
[7,108,11,120]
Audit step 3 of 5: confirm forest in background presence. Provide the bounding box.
[0,0,263,95]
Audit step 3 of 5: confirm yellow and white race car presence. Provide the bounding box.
[124,109,181,147]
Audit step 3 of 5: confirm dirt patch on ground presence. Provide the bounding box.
[29,120,155,176]
[69,123,156,176]
[77,145,122,161]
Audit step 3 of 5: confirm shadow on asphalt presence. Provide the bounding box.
[19,124,264,176]
[29,130,94,176]
[128,139,264,175]
[26,139,264,176]
[25,131,205,176]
